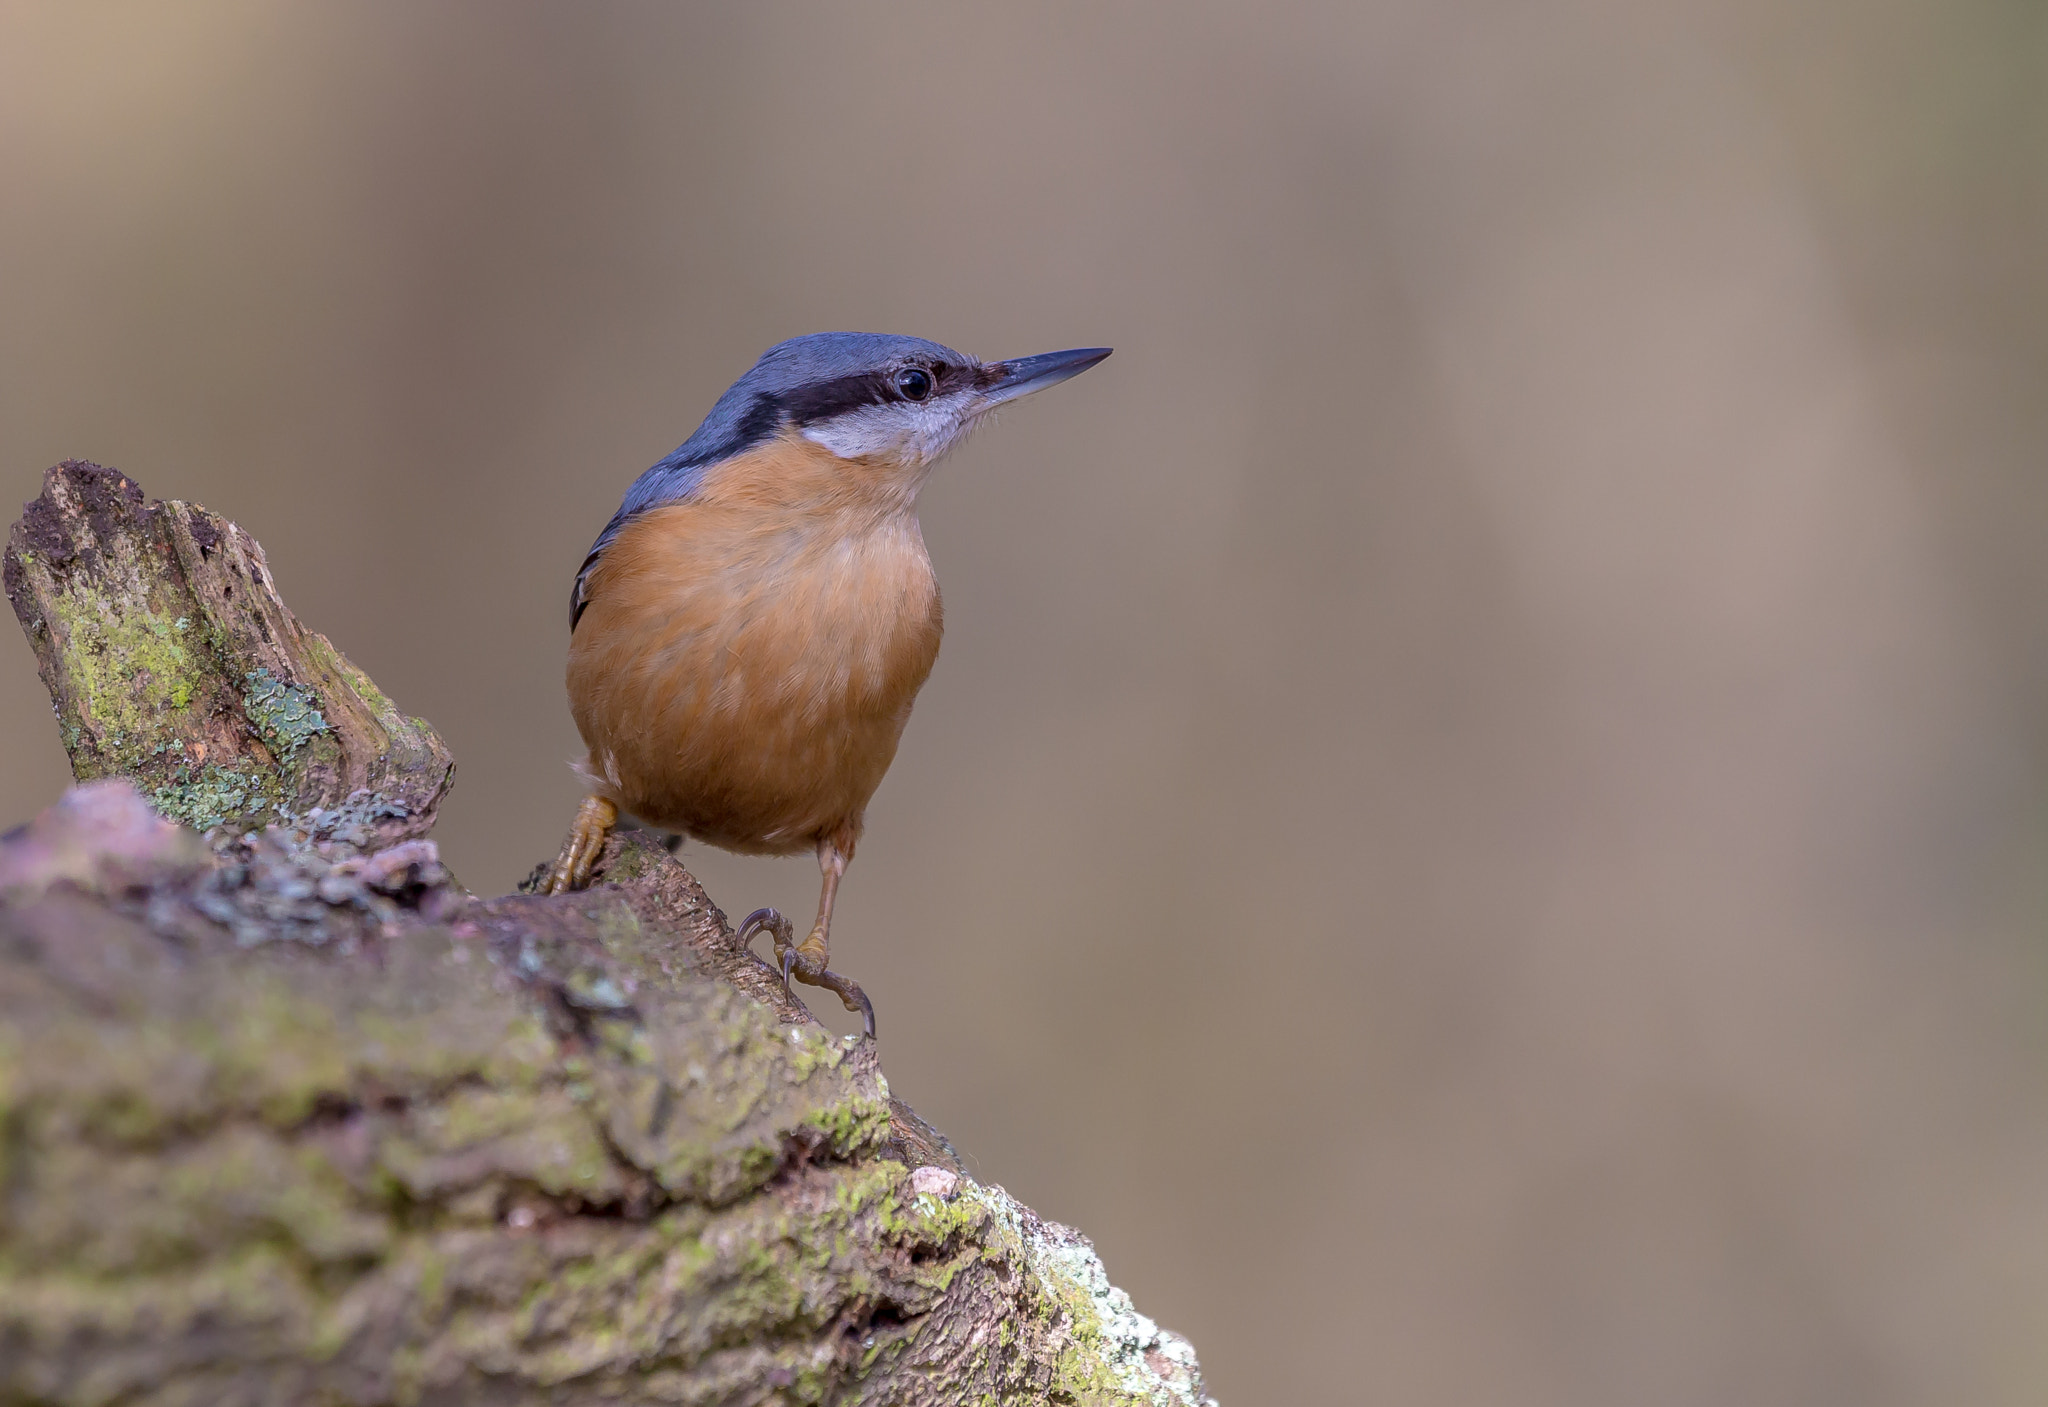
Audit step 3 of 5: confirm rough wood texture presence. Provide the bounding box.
[0,464,1214,1406]
[4,461,453,847]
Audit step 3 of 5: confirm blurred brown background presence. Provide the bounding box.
[4,3,2046,1402]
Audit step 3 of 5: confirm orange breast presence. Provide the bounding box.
[565,438,943,856]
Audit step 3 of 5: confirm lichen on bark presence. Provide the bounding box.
[0,464,1215,1406]
[4,461,453,846]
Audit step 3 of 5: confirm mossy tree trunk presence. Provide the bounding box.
[0,464,1213,1407]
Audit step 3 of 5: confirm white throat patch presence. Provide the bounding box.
[800,390,980,467]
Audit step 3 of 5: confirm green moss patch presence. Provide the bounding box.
[49,590,203,769]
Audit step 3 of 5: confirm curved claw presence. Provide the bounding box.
[736,907,784,944]
[819,970,876,1039]
[736,908,800,996]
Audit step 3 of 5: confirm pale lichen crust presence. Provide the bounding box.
[967,1183,1219,1407]
[241,665,330,759]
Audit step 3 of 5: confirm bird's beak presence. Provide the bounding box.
[979,346,1113,407]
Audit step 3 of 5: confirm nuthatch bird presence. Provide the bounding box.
[543,332,1111,1035]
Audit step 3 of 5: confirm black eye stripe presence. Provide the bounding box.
[783,363,962,425]
[784,372,891,424]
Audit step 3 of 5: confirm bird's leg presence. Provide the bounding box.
[767,835,874,1037]
[785,838,845,978]
[541,795,617,895]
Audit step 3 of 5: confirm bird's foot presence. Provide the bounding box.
[737,907,876,1039]
[541,796,617,895]
[736,906,793,958]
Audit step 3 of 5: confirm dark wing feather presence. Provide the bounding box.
[570,544,607,629]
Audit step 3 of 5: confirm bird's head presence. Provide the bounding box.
[654,332,1110,498]
[768,333,1111,471]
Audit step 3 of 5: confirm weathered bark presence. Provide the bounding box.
[0,464,1214,1407]
[5,461,453,848]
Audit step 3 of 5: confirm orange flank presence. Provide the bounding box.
[566,433,943,860]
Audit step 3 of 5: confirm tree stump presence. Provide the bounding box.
[0,462,1214,1407]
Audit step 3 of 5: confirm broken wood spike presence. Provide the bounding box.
[3,460,453,846]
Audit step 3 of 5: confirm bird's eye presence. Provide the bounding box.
[895,367,934,402]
